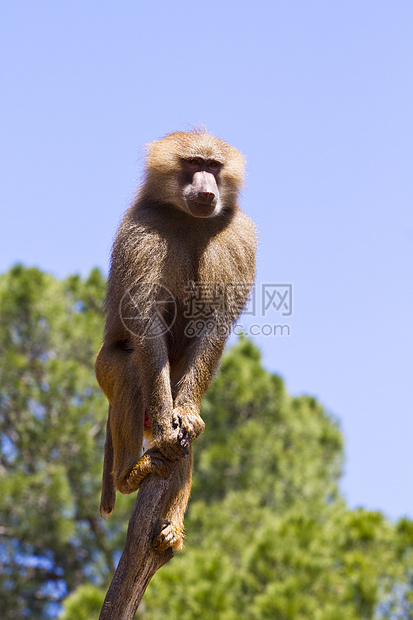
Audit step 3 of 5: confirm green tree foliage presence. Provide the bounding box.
[0,266,411,619]
[0,266,135,619]
[141,341,413,620]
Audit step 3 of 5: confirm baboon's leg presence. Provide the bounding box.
[153,447,193,552]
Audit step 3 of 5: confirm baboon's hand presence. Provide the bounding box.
[153,423,188,461]
[173,407,205,449]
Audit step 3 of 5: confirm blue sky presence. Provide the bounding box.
[1,1,412,521]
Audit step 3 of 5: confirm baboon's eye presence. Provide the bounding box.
[208,160,220,169]
[188,158,200,167]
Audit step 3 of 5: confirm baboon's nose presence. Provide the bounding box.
[198,192,215,204]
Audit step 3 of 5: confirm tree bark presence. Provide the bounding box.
[99,470,177,620]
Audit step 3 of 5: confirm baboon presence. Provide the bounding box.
[95,129,256,551]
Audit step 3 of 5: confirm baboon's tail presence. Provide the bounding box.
[100,406,116,520]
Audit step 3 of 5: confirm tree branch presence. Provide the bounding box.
[99,467,178,620]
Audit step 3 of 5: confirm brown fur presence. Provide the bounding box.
[95,129,256,550]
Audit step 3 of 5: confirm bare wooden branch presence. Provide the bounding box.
[99,468,178,620]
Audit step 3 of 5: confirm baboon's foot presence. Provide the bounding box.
[117,450,172,494]
[153,519,184,553]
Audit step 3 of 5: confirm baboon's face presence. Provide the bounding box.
[180,157,222,218]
